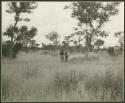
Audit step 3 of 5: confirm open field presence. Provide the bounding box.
[1,51,124,102]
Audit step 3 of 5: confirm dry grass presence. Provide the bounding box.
[1,51,124,102]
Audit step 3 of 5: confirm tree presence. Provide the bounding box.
[119,36,124,50]
[41,43,46,49]
[17,26,37,48]
[65,1,120,57]
[114,31,123,37]
[45,31,60,45]
[30,40,36,48]
[45,31,60,53]
[70,31,84,52]
[3,2,37,57]
[114,31,124,50]
[73,40,78,46]
[3,25,19,42]
[64,35,72,43]
[94,39,104,49]
[4,1,37,43]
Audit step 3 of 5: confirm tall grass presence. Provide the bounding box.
[1,51,124,102]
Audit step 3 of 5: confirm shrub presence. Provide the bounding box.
[2,42,12,57]
[2,41,22,58]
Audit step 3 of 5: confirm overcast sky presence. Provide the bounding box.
[2,2,124,47]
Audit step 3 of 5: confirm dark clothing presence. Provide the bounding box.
[60,42,69,62]
[107,46,120,58]
[60,50,64,55]
[108,47,115,56]
[61,43,69,51]
[64,51,68,62]
[60,49,69,62]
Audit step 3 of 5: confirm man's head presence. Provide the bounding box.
[62,41,66,45]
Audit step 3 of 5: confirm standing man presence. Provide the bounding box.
[60,41,70,62]
[60,45,64,62]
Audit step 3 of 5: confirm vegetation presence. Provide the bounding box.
[45,31,60,54]
[1,51,124,102]
[94,39,104,50]
[3,2,38,58]
[114,31,124,50]
[45,31,60,45]
[1,1,124,102]
[64,2,120,57]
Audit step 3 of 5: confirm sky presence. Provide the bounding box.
[2,2,124,47]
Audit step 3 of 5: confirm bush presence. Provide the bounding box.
[12,42,22,58]
[2,41,22,58]
[2,42,13,57]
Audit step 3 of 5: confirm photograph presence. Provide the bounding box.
[1,1,124,102]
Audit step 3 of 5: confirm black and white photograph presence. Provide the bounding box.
[1,1,124,102]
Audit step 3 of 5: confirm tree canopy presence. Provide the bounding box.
[3,1,38,43]
[65,1,120,52]
[3,1,38,58]
[94,39,104,47]
[45,31,60,45]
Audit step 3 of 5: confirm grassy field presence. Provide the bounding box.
[1,51,124,102]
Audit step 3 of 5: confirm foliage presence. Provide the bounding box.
[3,1,37,57]
[2,41,22,58]
[6,2,37,18]
[45,31,60,45]
[3,25,18,41]
[17,26,37,47]
[4,2,37,42]
[114,31,124,49]
[114,31,123,37]
[65,1,120,52]
[2,41,13,57]
[94,39,104,47]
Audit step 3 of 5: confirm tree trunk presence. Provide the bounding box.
[9,43,13,58]
[9,15,19,58]
[85,35,92,59]
[9,36,14,58]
